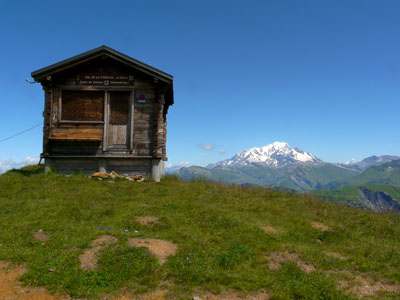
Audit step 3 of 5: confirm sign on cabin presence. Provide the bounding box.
[78,74,134,86]
[31,45,174,181]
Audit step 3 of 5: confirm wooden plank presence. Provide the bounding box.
[134,126,153,132]
[50,88,59,127]
[46,155,153,158]
[108,165,149,172]
[59,85,134,91]
[49,137,101,141]
[51,127,103,134]
[58,88,62,123]
[135,119,154,126]
[112,125,127,144]
[134,114,153,122]
[107,159,151,166]
[129,90,134,151]
[57,123,103,128]
[49,146,102,156]
[50,127,103,140]
[59,120,104,124]
[43,87,52,155]
[134,132,152,139]
[103,90,109,151]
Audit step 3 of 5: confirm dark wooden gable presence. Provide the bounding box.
[31,45,174,110]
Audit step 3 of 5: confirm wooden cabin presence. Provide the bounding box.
[31,46,173,181]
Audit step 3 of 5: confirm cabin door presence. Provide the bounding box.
[107,91,131,150]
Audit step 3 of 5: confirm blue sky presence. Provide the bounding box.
[0,0,399,170]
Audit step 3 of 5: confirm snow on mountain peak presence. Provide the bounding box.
[207,141,321,168]
[345,158,358,165]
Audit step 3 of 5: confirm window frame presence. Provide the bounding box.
[58,86,134,124]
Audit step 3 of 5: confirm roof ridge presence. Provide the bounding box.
[31,45,173,82]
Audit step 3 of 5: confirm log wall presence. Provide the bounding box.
[41,59,169,163]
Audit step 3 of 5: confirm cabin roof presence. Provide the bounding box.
[31,45,174,108]
[31,45,173,83]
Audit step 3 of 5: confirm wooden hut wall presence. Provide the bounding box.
[133,80,155,156]
[43,77,167,159]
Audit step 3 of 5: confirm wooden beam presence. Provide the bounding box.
[58,88,62,123]
[48,137,102,141]
[59,85,134,91]
[60,120,104,124]
[103,91,109,152]
[129,89,135,152]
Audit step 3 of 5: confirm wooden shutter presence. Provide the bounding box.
[61,90,104,121]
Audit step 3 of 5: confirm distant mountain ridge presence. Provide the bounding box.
[177,142,358,190]
[175,142,400,191]
[323,159,400,190]
[339,155,400,172]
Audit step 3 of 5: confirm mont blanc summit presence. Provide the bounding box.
[208,142,321,168]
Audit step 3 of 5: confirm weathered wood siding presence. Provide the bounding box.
[133,80,155,156]
[42,87,52,156]
[42,55,169,164]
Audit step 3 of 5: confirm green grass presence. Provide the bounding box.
[306,187,364,205]
[0,165,400,299]
[307,185,400,207]
[365,185,400,201]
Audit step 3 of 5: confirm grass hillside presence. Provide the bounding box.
[0,166,400,299]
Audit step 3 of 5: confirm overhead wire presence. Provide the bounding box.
[0,122,42,143]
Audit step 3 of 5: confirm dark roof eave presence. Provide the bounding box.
[31,45,173,83]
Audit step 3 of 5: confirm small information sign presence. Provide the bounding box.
[78,74,134,86]
[138,94,146,103]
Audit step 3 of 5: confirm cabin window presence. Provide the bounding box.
[61,90,104,122]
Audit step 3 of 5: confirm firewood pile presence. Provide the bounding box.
[91,171,145,182]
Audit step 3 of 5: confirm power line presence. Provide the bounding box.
[0,123,42,143]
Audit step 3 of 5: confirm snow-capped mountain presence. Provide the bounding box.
[207,142,321,168]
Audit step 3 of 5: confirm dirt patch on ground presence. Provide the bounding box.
[328,270,400,298]
[194,291,269,300]
[138,289,168,300]
[268,251,315,273]
[0,261,70,300]
[127,238,177,264]
[311,222,330,232]
[79,235,118,271]
[33,229,49,241]
[136,216,159,226]
[106,291,135,300]
[324,251,347,260]
[260,225,278,234]
[110,294,131,300]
